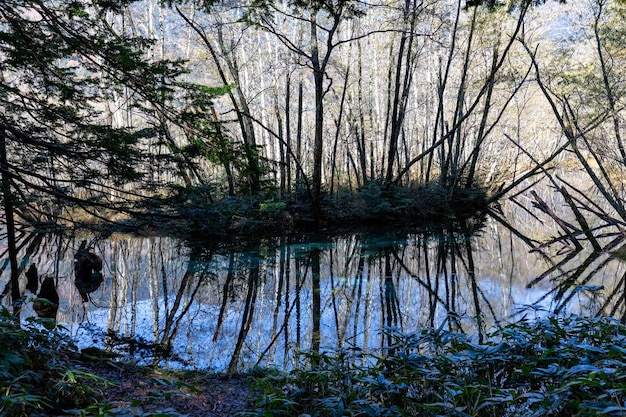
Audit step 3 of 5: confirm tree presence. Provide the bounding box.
[174,3,265,195]
[244,0,364,221]
[518,0,626,223]
[0,0,193,309]
[383,0,428,183]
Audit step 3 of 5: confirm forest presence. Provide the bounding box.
[3,0,626,415]
[1,0,625,238]
[5,0,624,236]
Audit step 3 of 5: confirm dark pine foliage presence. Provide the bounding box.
[0,0,192,227]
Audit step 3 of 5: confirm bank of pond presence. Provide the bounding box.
[3,194,626,415]
[3,310,626,416]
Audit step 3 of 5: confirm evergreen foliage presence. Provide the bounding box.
[1,1,162,223]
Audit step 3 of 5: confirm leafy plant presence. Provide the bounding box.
[0,307,106,416]
[0,306,197,416]
[242,316,626,416]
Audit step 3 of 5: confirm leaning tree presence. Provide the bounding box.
[0,0,217,309]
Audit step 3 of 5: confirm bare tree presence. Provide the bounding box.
[244,0,365,220]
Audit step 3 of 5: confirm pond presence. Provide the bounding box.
[2,196,626,372]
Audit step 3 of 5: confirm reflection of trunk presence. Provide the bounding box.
[311,248,321,354]
[392,240,448,329]
[228,257,259,373]
[426,233,449,330]
[253,241,314,369]
[553,250,605,315]
[604,270,626,323]
[383,251,399,346]
[295,257,302,351]
[330,250,340,344]
[437,233,462,332]
[621,273,626,324]
[258,240,289,366]
[271,241,286,355]
[161,266,207,352]
[283,244,291,367]
[213,252,235,342]
[532,234,625,317]
[149,239,161,343]
[448,232,457,321]
[384,249,404,350]
[130,238,142,337]
[363,256,374,350]
[353,255,366,346]
[331,240,359,347]
[465,237,483,343]
[0,128,20,310]
[107,241,125,338]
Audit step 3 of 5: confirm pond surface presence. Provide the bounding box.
[3,197,626,372]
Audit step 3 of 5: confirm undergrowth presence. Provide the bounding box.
[242,316,626,417]
[0,307,188,417]
[130,181,488,240]
[0,307,101,416]
[6,305,626,416]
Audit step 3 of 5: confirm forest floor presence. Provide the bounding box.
[70,356,254,416]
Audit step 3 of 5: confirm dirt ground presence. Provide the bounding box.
[73,357,255,416]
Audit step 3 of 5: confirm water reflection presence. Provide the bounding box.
[74,240,104,303]
[1,210,625,371]
[33,275,58,325]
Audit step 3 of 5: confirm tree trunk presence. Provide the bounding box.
[330,64,350,195]
[0,128,20,311]
[284,73,292,195]
[176,7,261,194]
[296,81,304,198]
[593,1,626,163]
[310,9,324,222]
[356,38,368,185]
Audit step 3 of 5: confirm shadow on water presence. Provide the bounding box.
[2,198,626,371]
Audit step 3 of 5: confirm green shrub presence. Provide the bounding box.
[242,316,626,417]
[0,307,107,416]
[0,307,192,417]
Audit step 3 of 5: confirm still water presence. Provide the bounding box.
[3,199,626,372]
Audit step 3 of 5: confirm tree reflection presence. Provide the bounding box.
[91,224,498,370]
[5,206,626,371]
[494,180,626,322]
[228,252,260,372]
[383,248,401,346]
[311,248,321,354]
